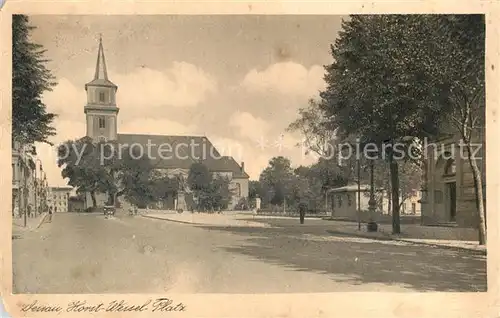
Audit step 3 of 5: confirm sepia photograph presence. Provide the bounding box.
[5,9,491,313]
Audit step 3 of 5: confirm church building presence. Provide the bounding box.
[83,37,249,210]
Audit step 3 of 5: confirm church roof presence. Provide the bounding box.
[86,35,117,89]
[117,134,249,179]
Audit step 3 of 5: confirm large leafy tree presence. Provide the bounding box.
[203,175,233,211]
[319,15,476,235]
[319,15,485,242]
[12,15,57,144]
[57,138,154,207]
[187,162,212,193]
[57,137,103,207]
[259,156,295,207]
[248,180,263,201]
[187,163,233,211]
[148,172,178,206]
[111,143,155,207]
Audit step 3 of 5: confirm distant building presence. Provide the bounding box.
[400,191,422,215]
[12,141,38,217]
[326,184,421,221]
[47,187,73,213]
[327,184,386,221]
[68,196,85,212]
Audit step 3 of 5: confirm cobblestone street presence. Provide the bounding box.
[12,213,487,293]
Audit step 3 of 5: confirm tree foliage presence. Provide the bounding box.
[57,138,154,207]
[318,15,485,241]
[187,162,212,192]
[248,180,263,200]
[287,99,336,157]
[200,175,233,211]
[187,163,233,211]
[12,15,57,144]
[259,156,295,207]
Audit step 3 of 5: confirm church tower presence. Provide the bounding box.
[84,35,119,142]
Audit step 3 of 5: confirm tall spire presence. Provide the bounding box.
[94,34,109,80]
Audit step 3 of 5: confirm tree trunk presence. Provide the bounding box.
[389,152,401,234]
[387,189,392,215]
[90,190,97,208]
[466,143,487,245]
[107,192,114,206]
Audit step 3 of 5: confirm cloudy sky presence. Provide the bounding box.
[29,15,345,185]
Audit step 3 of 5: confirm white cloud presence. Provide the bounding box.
[114,62,217,110]
[42,62,217,122]
[241,62,326,98]
[210,136,246,162]
[229,111,271,141]
[120,118,197,136]
[244,154,272,180]
[43,78,87,120]
[34,119,87,187]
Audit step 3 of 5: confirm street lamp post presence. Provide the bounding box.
[40,170,46,214]
[367,158,378,232]
[22,169,27,227]
[357,157,361,231]
[34,159,42,216]
[19,144,28,227]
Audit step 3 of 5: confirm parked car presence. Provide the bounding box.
[104,206,115,217]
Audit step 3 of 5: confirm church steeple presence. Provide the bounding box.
[94,34,109,81]
[84,34,119,142]
[85,35,117,89]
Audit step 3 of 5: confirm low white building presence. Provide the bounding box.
[326,184,421,221]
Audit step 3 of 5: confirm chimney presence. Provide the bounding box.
[241,162,245,172]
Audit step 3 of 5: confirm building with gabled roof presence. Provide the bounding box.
[82,36,249,210]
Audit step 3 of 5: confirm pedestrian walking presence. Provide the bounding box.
[298,201,307,224]
[47,206,53,223]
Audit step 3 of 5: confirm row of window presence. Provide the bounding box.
[52,194,69,200]
[334,194,354,208]
[48,202,66,206]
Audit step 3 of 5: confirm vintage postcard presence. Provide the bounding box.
[0,1,498,317]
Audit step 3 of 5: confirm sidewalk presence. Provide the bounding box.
[325,222,486,254]
[141,210,486,254]
[244,216,487,254]
[141,211,272,228]
[12,213,49,235]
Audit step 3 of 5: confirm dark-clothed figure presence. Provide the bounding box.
[47,206,53,223]
[298,202,307,224]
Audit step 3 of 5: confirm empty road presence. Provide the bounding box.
[12,212,486,293]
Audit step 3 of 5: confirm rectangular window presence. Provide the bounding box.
[98,116,106,129]
[434,190,443,204]
[99,91,106,103]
